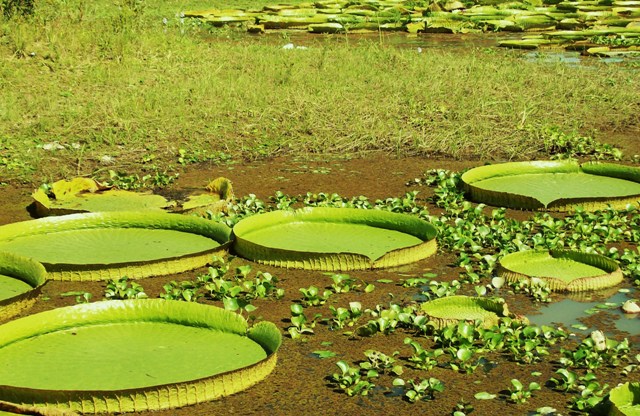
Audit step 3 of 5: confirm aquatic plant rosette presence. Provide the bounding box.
[420,295,525,328]
[232,207,438,270]
[497,249,623,292]
[461,160,640,211]
[0,252,47,322]
[0,212,232,281]
[0,300,281,414]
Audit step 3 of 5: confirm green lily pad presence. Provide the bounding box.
[232,207,437,270]
[420,295,525,328]
[175,177,234,215]
[0,300,281,414]
[497,249,623,292]
[461,160,640,211]
[0,212,231,281]
[32,178,172,216]
[592,382,640,415]
[0,253,47,322]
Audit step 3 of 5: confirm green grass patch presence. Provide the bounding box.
[1,0,638,183]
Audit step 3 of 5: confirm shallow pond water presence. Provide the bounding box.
[249,30,640,65]
[528,289,639,341]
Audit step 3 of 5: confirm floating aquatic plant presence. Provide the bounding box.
[498,249,624,292]
[232,207,437,270]
[0,252,47,321]
[0,212,232,281]
[0,300,281,414]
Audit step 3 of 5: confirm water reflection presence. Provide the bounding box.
[528,289,639,338]
[254,30,640,65]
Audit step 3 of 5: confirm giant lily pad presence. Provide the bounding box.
[32,178,172,216]
[592,382,640,416]
[608,382,640,415]
[0,300,281,414]
[0,253,47,321]
[232,207,437,270]
[461,160,640,211]
[0,212,231,281]
[175,177,235,215]
[420,295,524,328]
[497,249,623,292]
[32,177,234,217]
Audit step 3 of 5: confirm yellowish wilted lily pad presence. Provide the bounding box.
[32,178,172,216]
[176,177,234,214]
[32,177,234,217]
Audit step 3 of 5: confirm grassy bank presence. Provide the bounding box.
[1,0,638,184]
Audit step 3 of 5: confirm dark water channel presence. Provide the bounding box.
[247,30,640,65]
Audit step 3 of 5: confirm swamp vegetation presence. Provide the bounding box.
[0,0,639,415]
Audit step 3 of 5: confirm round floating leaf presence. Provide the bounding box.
[420,295,525,328]
[0,212,231,281]
[174,177,235,215]
[232,207,437,270]
[592,382,640,415]
[497,249,623,292]
[0,300,281,414]
[461,160,640,211]
[0,253,47,322]
[32,178,172,216]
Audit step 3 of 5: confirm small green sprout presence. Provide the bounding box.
[104,276,147,300]
[404,337,444,370]
[159,280,201,302]
[287,303,316,339]
[330,360,375,396]
[394,377,445,403]
[327,273,360,293]
[508,378,540,404]
[299,285,332,307]
[359,350,403,376]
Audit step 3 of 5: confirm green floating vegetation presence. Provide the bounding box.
[0,300,281,414]
[32,177,234,217]
[184,0,640,56]
[461,160,640,211]
[0,212,232,281]
[233,207,437,270]
[420,295,525,328]
[497,249,623,292]
[0,253,47,322]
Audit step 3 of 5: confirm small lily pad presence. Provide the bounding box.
[420,295,526,328]
[497,249,623,292]
[474,392,497,400]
